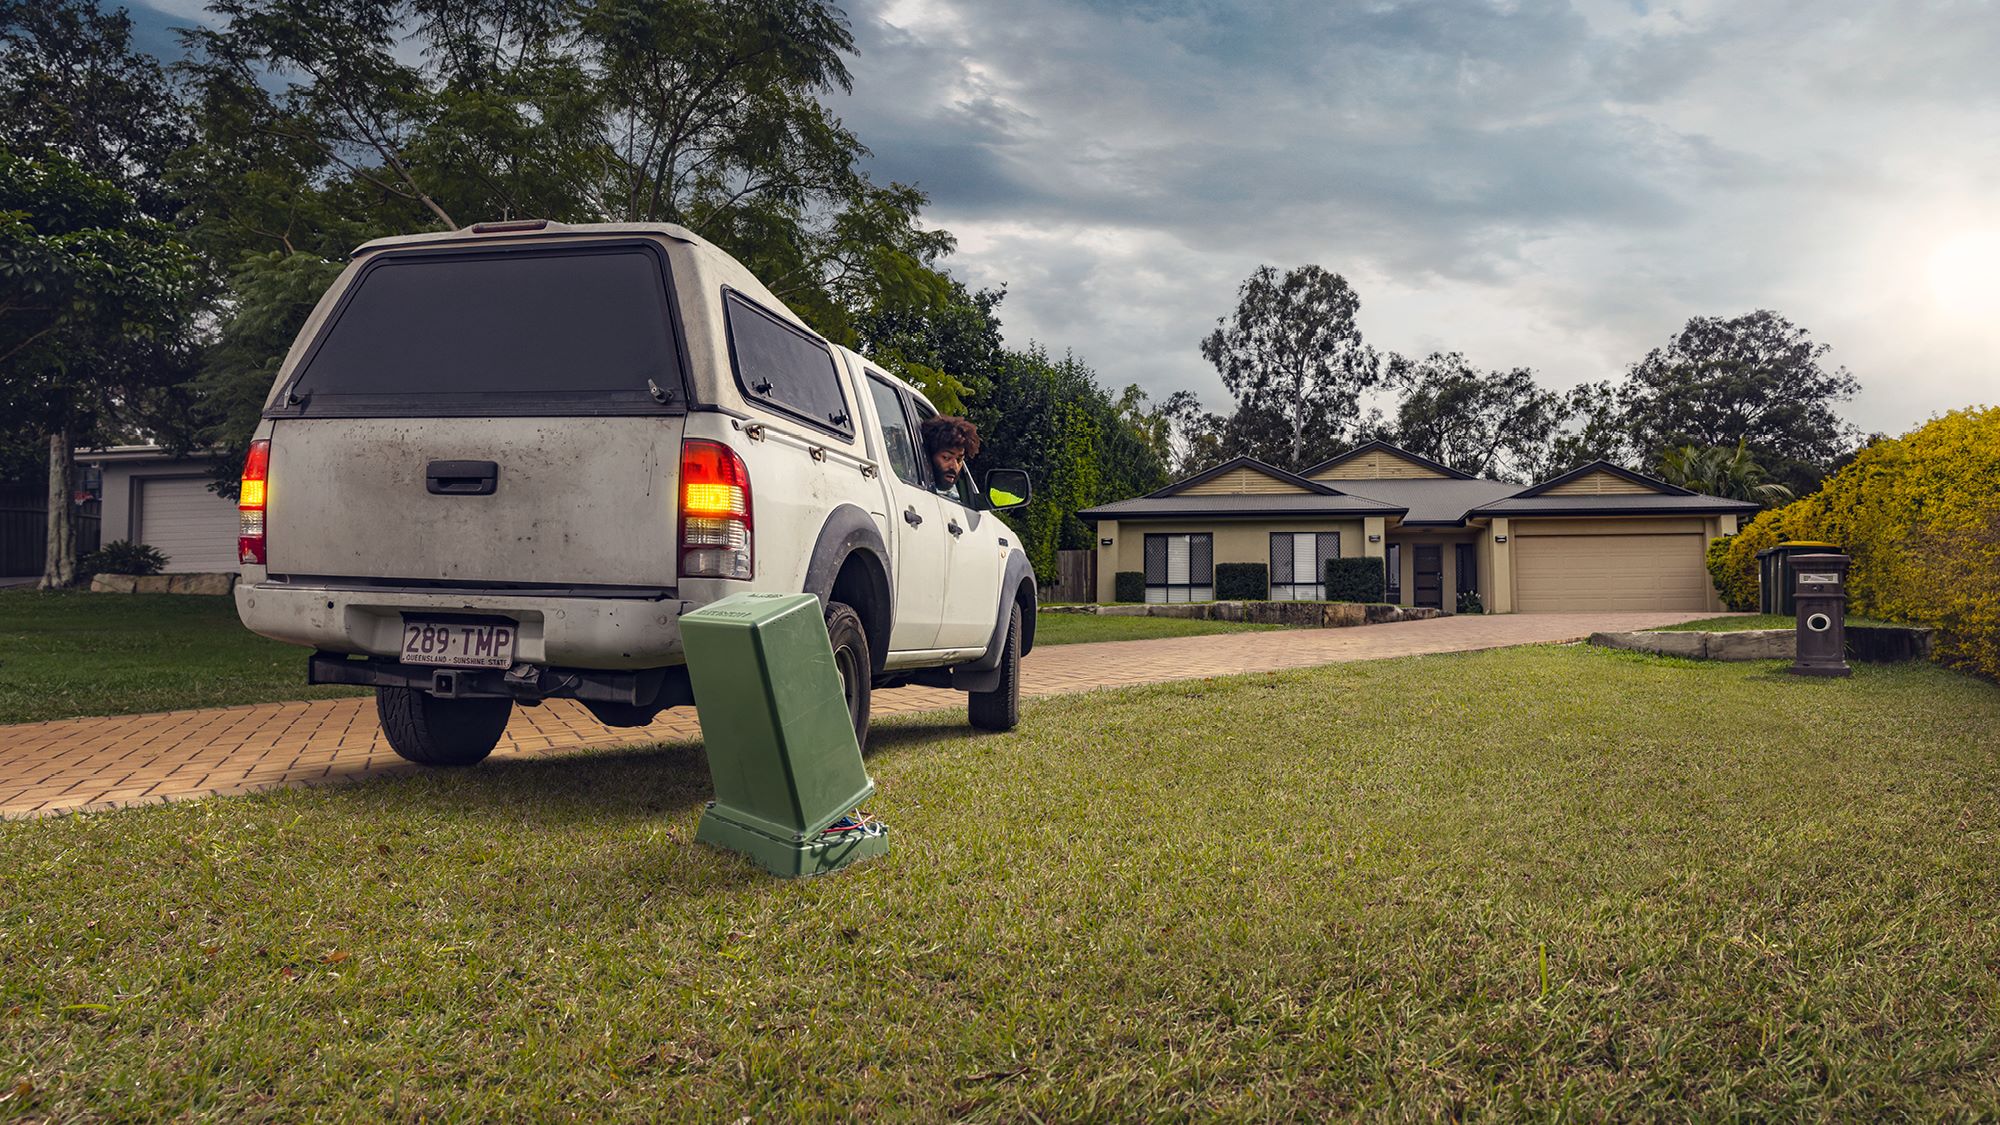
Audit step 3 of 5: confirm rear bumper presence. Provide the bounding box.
[309,652,692,708]
[235,578,687,669]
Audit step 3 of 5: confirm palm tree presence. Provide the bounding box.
[1658,441,1794,507]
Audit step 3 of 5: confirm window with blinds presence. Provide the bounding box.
[1270,531,1341,600]
[1143,533,1213,602]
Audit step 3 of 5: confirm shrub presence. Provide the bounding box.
[1215,562,1268,600]
[1114,571,1146,603]
[1713,407,2000,680]
[1456,590,1485,614]
[80,539,168,578]
[1324,557,1386,603]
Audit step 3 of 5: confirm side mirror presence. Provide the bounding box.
[984,468,1031,511]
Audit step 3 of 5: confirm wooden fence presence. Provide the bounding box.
[1044,548,1097,604]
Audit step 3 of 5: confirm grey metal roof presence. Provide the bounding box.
[1326,478,1525,524]
[1471,493,1761,517]
[1078,492,1405,522]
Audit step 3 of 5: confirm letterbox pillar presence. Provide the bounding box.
[680,592,888,876]
[1787,552,1852,678]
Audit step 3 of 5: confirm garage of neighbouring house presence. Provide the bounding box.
[79,446,241,574]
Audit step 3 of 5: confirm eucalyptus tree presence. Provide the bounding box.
[1386,351,1567,482]
[178,0,961,469]
[1199,264,1381,470]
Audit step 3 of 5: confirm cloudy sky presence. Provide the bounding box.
[125,0,1999,434]
[823,0,2000,434]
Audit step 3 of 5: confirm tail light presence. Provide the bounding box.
[238,439,270,565]
[679,439,752,579]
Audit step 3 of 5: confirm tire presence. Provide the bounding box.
[825,600,873,753]
[968,603,1022,732]
[375,686,513,767]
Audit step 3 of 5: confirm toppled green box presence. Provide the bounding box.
[680,591,887,876]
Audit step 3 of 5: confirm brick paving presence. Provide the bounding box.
[0,611,1712,819]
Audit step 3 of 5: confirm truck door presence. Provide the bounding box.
[907,401,1009,653]
[861,373,947,652]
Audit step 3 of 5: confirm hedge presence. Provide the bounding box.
[1114,571,1146,603]
[1324,557,1386,603]
[1708,406,2000,680]
[1216,562,1269,600]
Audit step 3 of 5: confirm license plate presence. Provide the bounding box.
[400,617,518,669]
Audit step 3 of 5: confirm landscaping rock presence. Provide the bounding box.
[90,571,237,596]
[1848,625,1934,662]
[1706,630,1794,660]
[1590,625,1934,664]
[1590,630,1709,659]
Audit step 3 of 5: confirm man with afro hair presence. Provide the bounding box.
[919,414,981,498]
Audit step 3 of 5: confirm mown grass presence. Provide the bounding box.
[0,590,364,725]
[1031,612,1280,646]
[4,646,1999,1119]
[1657,613,1893,632]
[0,589,1270,726]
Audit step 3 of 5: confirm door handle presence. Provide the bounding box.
[903,507,924,527]
[947,519,964,537]
[426,460,498,495]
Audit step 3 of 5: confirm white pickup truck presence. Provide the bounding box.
[233,220,1037,766]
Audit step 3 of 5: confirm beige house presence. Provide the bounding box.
[1079,441,1759,613]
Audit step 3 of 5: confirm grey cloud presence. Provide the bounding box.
[833,0,2000,429]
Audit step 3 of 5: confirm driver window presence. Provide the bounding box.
[910,401,955,498]
[865,375,923,486]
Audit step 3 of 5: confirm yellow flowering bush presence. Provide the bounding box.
[1707,406,2000,679]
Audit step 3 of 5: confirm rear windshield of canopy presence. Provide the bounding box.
[284,244,683,414]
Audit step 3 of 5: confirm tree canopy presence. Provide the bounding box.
[1616,310,1858,494]
[1199,264,1381,470]
[1385,352,1566,483]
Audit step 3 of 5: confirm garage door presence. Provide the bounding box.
[136,476,241,573]
[1514,531,1708,612]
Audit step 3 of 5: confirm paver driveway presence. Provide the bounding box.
[0,611,1713,818]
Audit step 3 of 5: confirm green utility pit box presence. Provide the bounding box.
[680,592,887,877]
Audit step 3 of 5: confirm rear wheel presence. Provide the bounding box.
[375,687,513,767]
[825,600,873,753]
[969,604,1022,732]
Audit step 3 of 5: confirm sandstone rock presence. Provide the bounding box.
[1707,629,1793,660]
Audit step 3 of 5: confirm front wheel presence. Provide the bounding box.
[825,600,873,753]
[375,687,513,767]
[968,604,1022,732]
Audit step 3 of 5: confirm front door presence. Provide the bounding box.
[1414,544,1443,608]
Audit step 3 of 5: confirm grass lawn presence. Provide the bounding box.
[5,647,2000,1118]
[1031,611,1280,645]
[1657,613,1894,632]
[0,590,365,726]
[0,590,1274,725]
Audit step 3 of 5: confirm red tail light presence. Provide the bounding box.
[678,439,752,580]
[238,438,270,565]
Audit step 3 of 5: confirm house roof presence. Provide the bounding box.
[1300,439,1473,481]
[74,444,225,465]
[1470,493,1761,517]
[1510,459,1694,499]
[1078,492,1404,522]
[1144,455,1342,498]
[1326,477,1526,525]
[1084,449,1761,525]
